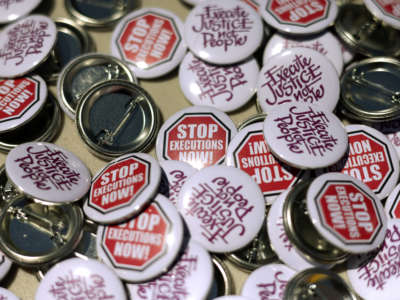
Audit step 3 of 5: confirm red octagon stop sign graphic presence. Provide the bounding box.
[89,156,150,213]
[268,0,329,25]
[163,114,232,169]
[317,182,382,244]
[102,203,170,270]
[374,0,400,18]
[0,77,40,122]
[117,13,180,69]
[233,131,300,197]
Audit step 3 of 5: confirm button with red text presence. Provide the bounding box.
[318,124,400,201]
[179,52,259,112]
[385,183,400,219]
[177,165,265,253]
[364,0,400,30]
[111,7,186,79]
[127,240,213,300]
[0,0,42,24]
[241,263,297,299]
[347,218,400,300]
[268,190,321,270]
[226,122,307,204]
[0,288,19,300]
[0,76,47,133]
[263,103,347,169]
[263,32,343,75]
[241,0,261,11]
[257,48,340,114]
[0,15,57,78]
[96,194,184,282]
[259,0,338,35]
[84,153,161,224]
[159,160,197,206]
[184,0,264,65]
[5,142,91,204]
[35,258,127,300]
[307,173,387,253]
[156,106,237,170]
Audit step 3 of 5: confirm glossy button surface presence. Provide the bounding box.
[0,0,41,24]
[364,0,400,30]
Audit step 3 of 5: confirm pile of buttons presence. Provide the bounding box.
[1,0,400,299]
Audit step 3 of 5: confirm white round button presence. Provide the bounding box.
[364,0,400,30]
[241,263,297,299]
[263,32,343,75]
[263,103,348,169]
[267,190,321,270]
[159,160,197,206]
[257,47,340,114]
[156,105,238,170]
[0,15,57,78]
[127,240,213,300]
[111,7,187,79]
[177,165,265,253]
[225,122,307,205]
[184,0,264,65]
[0,76,47,133]
[84,153,161,224]
[35,258,127,300]
[5,142,91,204]
[96,194,184,282]
[385,183,400,219]
[0,0,42,24]
[0,288,19,300]
[179,52,259,112]
[259,0,338,35]
[347,218,400,300]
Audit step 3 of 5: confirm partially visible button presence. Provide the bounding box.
[263,103,348,169]
[237,113,267,130]
[111,7,187,79]
[57,53,137,120]
[179,52,259,112]
[259,0,338,35]
[241,0,261,11]
[184,0,264,65]
[127,240,214,300]
[384,183,400,219]
[241,263,297,299]
[207,256,234,299]
[0,288,19,300]
[96,194,184,282]
[177,165,265,253]
[156,105,237,170]
[373,119,400,160]
[0,0,42,24]
[84,153,161,224]
[257,48,340,114]
[35,258,127,300]
[5,142,91,204]
[65,0,136,28]
[76,80,160,160]
[0,251,12,282]
[364,0,400,30]
[263,32,344,75]
[0,195,83,267]
[0,15,57,78]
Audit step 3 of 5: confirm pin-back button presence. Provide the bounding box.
[0,195,83,267]
[65,0,136,28]
[241,263,297,299]
[257,48,340,114]
[0,0,42,24]
[179,52,259,112]
[0,288,19,300]
[259,0,338,35]
[384,183,400,219]
[57,53,137,120]
[208,256,234,298]
[35,258,127,300]
[156,106,237,170]
[159,160,197,207]
[76,80,160,160]
[263,32,344,75]
[263,103,348,169]
[184,0,264,65]
[237,113,267,130]
[372,119,400,160]
[127,240,213,300]
[177,165,265,253]
[226,122,307,204]
[5,142,91,204]
[96,194,184,282]
[111,7,187,79]
[84,153,161,224]
[364,0,400,30]
[0,15,57,78]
